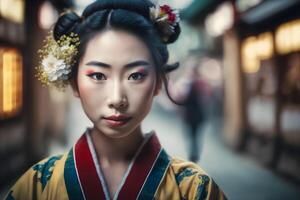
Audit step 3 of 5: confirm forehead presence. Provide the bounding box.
[81,30,152,65]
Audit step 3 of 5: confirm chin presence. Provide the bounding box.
[94,124,135,139]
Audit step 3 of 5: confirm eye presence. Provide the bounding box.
[87,73,106,81]
[128,72,147,81]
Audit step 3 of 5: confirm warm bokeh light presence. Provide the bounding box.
[242,32,273,73]
[199,58,222,86]
[242,36,260,73]
[243,19,300,73]
[257,32,273,60]
[276,19,300,55]
[0,0,25,24]
[38,1,58,30]
[0,48,23,119]
[205,2,234,37]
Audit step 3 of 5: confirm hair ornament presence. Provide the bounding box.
[36,31,80,90]
[149,4,180,43]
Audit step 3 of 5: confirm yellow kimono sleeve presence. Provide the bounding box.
[4,155,63,200]
[170,158,227,200]
[205,177,226,200]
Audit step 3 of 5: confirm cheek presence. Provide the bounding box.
[127,77,157,109]
[77,75,93,98]
[77,75,105,113]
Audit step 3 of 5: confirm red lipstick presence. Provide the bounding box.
[103,115,132,127]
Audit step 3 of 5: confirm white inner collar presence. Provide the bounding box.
[85,128,155,200]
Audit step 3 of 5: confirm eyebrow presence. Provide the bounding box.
[85,60,151,69]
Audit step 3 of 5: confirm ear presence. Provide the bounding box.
[70,79,80,98]
[154,77,162,96]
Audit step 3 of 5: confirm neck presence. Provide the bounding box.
[89,126,145,165]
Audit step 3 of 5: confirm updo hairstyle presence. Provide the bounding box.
[53,0,181,104]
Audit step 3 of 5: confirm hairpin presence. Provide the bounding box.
[149,4,180,42]
[36,31,80,90]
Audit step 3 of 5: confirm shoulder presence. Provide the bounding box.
[5,154,67,200]
[31,154,66,189]
[169,157,227,200]
[170,157,208,176]
[31,154,65,179]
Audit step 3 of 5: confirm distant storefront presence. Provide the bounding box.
[0,0,24,120]
[238,1,300,168]
[0,0,27,188]
[182,0,300,171]
[0,0,73,189]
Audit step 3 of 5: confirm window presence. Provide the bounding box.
[0,0,25,24]
[0,48,23,119]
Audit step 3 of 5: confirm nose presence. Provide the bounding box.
[108,81,128,109]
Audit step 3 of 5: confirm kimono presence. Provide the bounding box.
[5,130,226,200]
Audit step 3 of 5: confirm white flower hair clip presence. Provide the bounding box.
[150,4,180,43]
[36,31,80,90]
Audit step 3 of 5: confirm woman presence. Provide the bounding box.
[6,0,226,199]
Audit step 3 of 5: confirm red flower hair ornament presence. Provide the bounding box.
[150,4,180,43]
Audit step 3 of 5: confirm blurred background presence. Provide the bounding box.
[0,0,300,199]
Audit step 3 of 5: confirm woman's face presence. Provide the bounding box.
[75,30,161,138]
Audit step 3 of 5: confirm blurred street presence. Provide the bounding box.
[48,97,300,200]
[1,0,300,199]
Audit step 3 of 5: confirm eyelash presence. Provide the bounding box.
[87,73,107,81]
[87,72,147,81]
[128,72,147,81]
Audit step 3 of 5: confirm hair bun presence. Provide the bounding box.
[160,23,181,44]
[53,10,81,41]
[82,0,153,20]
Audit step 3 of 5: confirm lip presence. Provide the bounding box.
[103,115,132,127]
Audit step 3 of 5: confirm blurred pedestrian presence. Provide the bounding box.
[183,65,211,162]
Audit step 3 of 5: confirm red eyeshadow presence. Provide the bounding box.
[137,68,147,73]
[84,69,95,74]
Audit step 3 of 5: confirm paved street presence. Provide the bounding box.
[144,103,300,200]
[48,97,300,200]
[2,97,299,200]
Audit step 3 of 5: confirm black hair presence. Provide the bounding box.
[53,0,181,104]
